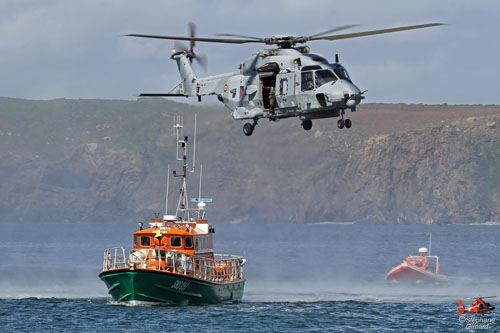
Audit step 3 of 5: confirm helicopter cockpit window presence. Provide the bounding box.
[333,67,352,82]
[312,56,327,62]
[301,65,321,71]
[301,72,314,91]
[314,70,337,87]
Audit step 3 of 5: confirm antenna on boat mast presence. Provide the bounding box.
[198,164,203,200]
[191,114,197,171]
[172,117,192,222]
[165,164,170,215]
[174,116,183,162]
[429,233,432,256]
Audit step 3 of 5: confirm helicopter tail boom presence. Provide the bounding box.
[458,299,467,314]
[171,52,198,96]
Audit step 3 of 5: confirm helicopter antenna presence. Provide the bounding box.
[165,164,170,215]
[429,233,432,256]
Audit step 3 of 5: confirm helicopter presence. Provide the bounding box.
[126,22,443,136]
[458,297,496,314]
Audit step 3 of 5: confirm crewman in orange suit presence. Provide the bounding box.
[152,230,162,267]
[160,233,169,270]
[152,230,161,246]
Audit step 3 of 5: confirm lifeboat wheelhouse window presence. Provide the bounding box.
[170,236,182,248]
[195,237,199,251]
[134,234,138,247]
[140,235,150,247]
[185,236,193,248]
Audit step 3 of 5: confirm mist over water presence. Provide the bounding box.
[1,222,499,299]
[1,222,499,331]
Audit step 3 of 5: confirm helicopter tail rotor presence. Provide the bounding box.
[172,23,207,71]
[185,22,208,70]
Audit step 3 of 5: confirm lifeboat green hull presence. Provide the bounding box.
[99,269,245,305]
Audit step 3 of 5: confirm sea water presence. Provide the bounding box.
[0,222,499,332]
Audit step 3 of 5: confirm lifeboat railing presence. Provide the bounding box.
[405,255,440,273]
[103,247,128,271]
[102,247,245,283]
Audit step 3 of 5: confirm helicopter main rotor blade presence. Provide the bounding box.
[307,24,361,38]
[214,33,263,40]
[124,34,265,44]
[309,23,444,41]
[189,22,196,52]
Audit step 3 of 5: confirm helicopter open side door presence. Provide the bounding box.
[276,72,297,109]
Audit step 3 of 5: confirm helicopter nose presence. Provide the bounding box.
[341,80,361,98]
[340,80,362,107]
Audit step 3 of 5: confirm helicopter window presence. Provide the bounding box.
[312,56,327,62]
[279,78,288,95]
[301,65,321,71]
[140,235,150,247]
[333,67,352,82]
[301,72,314,91]
[170,236,182,248]
[314,70,337,87]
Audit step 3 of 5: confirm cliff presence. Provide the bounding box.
[0,97,499,224]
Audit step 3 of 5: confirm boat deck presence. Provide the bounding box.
[102,247,245,284]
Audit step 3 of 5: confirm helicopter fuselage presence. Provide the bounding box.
[171,47,363,135]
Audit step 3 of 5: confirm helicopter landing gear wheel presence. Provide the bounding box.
[243,123,254,136]
[337,119,345,129]
[301,120,312,131]
[344,119,352,128]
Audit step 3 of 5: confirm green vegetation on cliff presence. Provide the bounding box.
[1,97,499,224]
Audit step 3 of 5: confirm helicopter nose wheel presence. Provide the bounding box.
[337,119,345,129]
[301,120,312,131]
[337,109,352,129]
[337,118,352,129]
[243,123,254,136]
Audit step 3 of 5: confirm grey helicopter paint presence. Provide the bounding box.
[126,23,443,136]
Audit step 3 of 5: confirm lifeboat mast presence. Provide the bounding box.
[170,115,204,223]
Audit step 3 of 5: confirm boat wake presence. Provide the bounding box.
[243,277,500,304]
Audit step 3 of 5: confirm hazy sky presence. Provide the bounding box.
[1,0,499,104]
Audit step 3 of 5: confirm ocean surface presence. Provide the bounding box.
[1,222,499,332]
